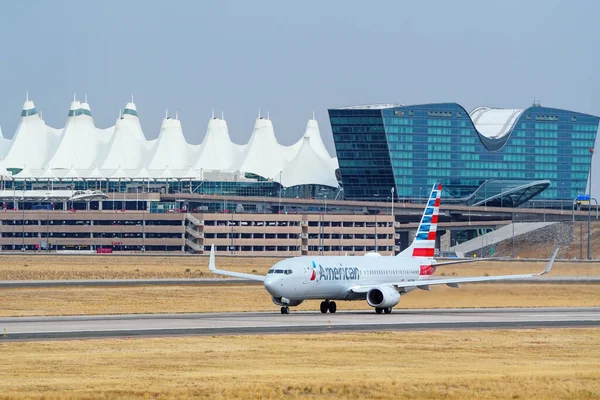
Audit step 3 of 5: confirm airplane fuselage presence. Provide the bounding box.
[264,255,433,301]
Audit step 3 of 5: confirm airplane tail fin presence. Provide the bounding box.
[398,182,441,258]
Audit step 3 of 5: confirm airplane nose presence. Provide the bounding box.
[264,276,276,295]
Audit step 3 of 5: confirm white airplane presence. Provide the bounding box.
[209,182,557,314]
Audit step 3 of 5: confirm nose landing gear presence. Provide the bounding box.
[320,300,337,314]
[280,306,289,314]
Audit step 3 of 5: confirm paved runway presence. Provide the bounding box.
[1,277,598,288]
[0,307,598,341]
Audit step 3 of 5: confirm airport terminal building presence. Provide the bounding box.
[329,103,600,206]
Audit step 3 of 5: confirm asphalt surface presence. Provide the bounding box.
[1,277,599,288]
[0,278,259,288]
[0,307,598,341]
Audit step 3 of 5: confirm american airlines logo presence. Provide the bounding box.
[316,264,360,281]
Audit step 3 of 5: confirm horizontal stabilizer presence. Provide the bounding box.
[208,244,265,282]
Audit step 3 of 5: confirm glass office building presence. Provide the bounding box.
[328,103,599,206]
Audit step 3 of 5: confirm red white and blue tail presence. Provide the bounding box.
[398,182,441,258]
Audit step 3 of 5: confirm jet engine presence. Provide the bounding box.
[366,286,400,308]
[271,296,304,307]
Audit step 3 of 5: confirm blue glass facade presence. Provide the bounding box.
[329,103,599,203]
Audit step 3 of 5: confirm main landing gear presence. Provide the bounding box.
[280,306,290,314]
[375,307,393,314]
[320,300,337,314]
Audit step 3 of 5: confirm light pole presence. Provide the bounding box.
[510,194,517,259]
[391,187,394,217]
[141,197,145,252]
[561,182,565,212]
[278,171,282,213]
[588,147,594,260]
[374,212,378,253]
[45,193,50,252]
[402,176,406,204]
[20,196,25,251]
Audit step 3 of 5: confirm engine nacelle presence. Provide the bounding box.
[271,296,304,307]
[366,286,400,308]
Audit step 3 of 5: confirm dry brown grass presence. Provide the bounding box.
[1,254,599,280]
[0,329,599,399]
[1,283,599,317]
[0,254,273,280]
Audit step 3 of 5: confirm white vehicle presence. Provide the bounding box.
[209,182,557,314]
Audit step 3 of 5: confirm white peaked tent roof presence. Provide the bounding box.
[63,165,83,181]
[4,100,62,169]
[284,118,333,162]
[301,118,331,159]
[238,117,287,179]
[122,103,146,140]
[0,158,12,179]
[110,165,130,180]
[155,166,177,180]
[14,165,37,180]
[48,101,106,169]
[195,117,241,171]
[99,103,150,170]
[330,157,339,171]
[86,165,106,180]
[0,126,12,158]
[274,137,339,188]
[148,117,192,170]
[38,166,58,180]
[180,165,202,179]
[133,165,153,180]
[0,97,340,187]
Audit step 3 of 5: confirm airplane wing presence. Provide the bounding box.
[433,259,485,267]
[351,248,558,293]
[207,244,265,282]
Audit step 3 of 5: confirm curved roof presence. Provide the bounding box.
[469,107,525,139]
[364,102,571,152]
[338,103,405,110]
[465,179,551,207]
[274,137,339,188]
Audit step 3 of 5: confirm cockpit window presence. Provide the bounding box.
[275,269,283,274]
[267,269,274,274]
[284,270,292,275]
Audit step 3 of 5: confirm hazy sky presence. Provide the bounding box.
[0,0,598,153]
